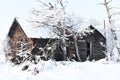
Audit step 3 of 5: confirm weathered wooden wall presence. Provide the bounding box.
[67,25,106,61]
[9,22,33,55]
[78,26,106,61]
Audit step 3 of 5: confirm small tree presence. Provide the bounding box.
[12,38,31,64]
[2,37,12,61]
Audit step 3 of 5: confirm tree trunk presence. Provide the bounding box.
[103,0,120,58]
[74,34,82,62]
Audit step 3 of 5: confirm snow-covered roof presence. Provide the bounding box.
[79,22,106,38]
[16,18,57,38]
[9,18,105,39]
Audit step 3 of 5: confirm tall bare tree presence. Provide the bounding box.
[101,0,120,60]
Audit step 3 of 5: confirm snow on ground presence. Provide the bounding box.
[0,58,120,80]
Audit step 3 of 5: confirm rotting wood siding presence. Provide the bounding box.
[67,25,106,61]
[78,40,87,61]
[79,26,106,61]
[90,41,106,60]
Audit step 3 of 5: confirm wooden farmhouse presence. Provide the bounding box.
[7,18,106,61]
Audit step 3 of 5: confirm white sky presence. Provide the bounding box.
[0,0,119,41]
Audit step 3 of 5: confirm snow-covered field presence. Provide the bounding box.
[0,57,120,80]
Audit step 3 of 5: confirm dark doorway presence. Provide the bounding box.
[86,42,91,58]
[54,45,64,61]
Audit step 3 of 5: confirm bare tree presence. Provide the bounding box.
[101,0,120,60]
[30,0,82,61]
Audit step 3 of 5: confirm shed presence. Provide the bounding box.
[78,25,106,61]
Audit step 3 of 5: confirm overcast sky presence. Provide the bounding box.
[0,0,119,41]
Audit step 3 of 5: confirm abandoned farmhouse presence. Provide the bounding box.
[7,18,106,62]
